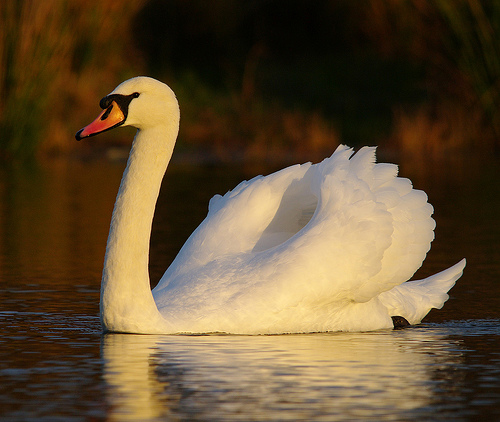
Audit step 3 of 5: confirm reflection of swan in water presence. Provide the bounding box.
[102,335,168,421]
[102,335,164,421]
[101,331,463,421]
[78,76,465,334]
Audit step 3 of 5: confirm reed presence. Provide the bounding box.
[435,0,500,144]
[0,0,144,159]
[365,0,500,154]
[173,73,339,164]
[2,0,498,160]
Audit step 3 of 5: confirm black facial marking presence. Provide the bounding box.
[101,104,113,120]
[99,92,140,116]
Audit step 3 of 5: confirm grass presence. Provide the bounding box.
[0,0,145,159]
[1,0,499,161]
[365,0,500,155]
[171,72,340,164]
[435,0,500,144]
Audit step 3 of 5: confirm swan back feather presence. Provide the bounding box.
[152,145,447,333]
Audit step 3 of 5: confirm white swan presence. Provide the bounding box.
[76,76,466,334]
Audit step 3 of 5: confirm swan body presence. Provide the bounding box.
[76,76,466,334]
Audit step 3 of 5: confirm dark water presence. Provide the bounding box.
[0,153,499,421]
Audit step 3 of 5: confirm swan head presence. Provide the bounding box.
[75,76,179,140]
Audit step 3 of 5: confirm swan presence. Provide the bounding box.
[76,76,466,334]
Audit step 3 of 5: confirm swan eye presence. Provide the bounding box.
[132,92,140,98]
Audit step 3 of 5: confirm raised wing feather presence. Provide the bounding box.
[153,146,435,331]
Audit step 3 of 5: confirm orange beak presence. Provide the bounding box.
[75,100,126,140]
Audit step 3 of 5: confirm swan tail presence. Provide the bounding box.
[378,259,466,324]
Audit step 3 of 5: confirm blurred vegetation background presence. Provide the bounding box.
[1,0,499,162]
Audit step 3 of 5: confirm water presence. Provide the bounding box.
[0,153,499,421]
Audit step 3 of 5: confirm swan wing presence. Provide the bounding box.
[155,159,313,285]
[153,145,435,331]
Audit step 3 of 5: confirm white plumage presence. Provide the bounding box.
[77,76,465,334]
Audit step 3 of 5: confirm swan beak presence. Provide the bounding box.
[75,100,125,140]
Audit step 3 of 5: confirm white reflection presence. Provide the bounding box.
[102,328,463,421]
[102,334,168,421]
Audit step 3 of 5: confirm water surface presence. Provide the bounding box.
[0,154,499,421]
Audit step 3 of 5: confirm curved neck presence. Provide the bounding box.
[100,126,176,333]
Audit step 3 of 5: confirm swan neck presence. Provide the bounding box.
[100,126,176,332]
